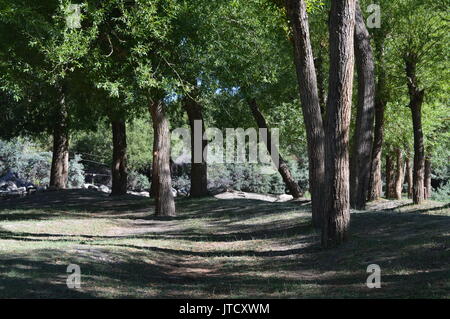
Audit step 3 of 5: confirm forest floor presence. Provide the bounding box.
[0,189,448,298]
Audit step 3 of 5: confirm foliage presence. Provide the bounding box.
[0,137,85,187]
[206,160,307,195]
[127,170,150,192]
[68,154,85,188]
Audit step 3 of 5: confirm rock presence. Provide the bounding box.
[276,194,294,202]
[5,181,17,191]
[99,185,110,193]
[0,170,35,189]
[17,187,26,193]
[177,188,189,197]
[139,191,150,197]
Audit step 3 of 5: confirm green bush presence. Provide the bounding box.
[431,183,450,202]
[68,154,85,188]
[0,138,85,188]
[205,160,308,195]
[127,170,150,191]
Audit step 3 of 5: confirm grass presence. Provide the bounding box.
[0,189,448,298]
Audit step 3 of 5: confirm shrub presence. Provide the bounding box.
[127,170,150,191]
[0,138,52,186]
[0,138,85,188]
[431,182,450,202]
[68,154,85,188]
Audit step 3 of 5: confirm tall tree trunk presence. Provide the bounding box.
[285,0,325,227]
[405,155,413,198]
[150,134,157,198]
[50,84,69,190]
[248,98,303,198]
[111,119,128,196]
[183,96,208,197]
[368,37,388,202]
[405,55,425,204]
[367,84,386,201]
[385,153,395,199]
[322,0,356,248]
[424,157,432,199]
[314,49,327,116]
[350,1,375,210]
[149,99,176,217]
[394,148,404,200]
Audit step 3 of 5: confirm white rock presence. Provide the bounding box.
[99,185,110,193]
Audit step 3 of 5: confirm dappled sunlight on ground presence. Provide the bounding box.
[0,190,448,298]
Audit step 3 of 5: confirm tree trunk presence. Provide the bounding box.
[111,119,128,196]
[183,96,208,197]
[285,0,325,227]
[350,2,375,210]
[405,55,425,204]
[424,157,432,199]
[248,98,303,198]
[314,50,327,116]
[322,0,356,248]
[149,99,176,217]
[405,155,413,198]
[385,153,395,199]
[394,148,404,200]
[368,38,388,202]
[49,84,69,190]
[150,133,157,198]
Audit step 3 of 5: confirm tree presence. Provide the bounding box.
[0,1,97,189]
[183,93,208,197]
[110,119,128,196]
[150,97,176,217]
[350,1,375,209]
[394,148,404,200]
[247,98,303,198]
[377,0,448,205]
[284,0,325,227]
[49,83,69,189]
[322,0,356,248]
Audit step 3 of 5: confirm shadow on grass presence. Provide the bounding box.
[0,190,448,298]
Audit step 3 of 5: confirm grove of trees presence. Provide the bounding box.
[0,0,448,248]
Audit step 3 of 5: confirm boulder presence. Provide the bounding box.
[139,191,150,197]
[177,188,189,197]
[99,185,110,193]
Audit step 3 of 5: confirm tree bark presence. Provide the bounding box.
[350,2,375,210]
[394,148,404,200]
[368,38,388,202]
[385,153,395,199]
[322,0,356,248]
[150,132,157,198]
[49,84,69,190]
[285,0,325,227]
[424,157,432,199]
[149,99,176,217]
[314,50,327,116]
[405,55,425,204]
[248,98,303,198]
[183,96,208,197]
[111,119,128,196]
[405,155,413,198]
